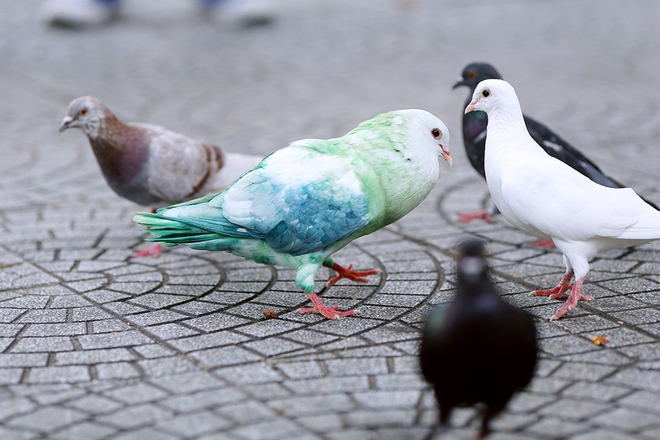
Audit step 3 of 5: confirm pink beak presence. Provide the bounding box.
[441,144,453,167]
[465,100,478,114]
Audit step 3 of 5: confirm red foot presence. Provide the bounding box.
[550,276,592,321]
[532,270,573,300]
[131,243,163,258]
[299,292,358,320]
[529,240,555,248]
[325,262,380,287]
[457,210,494,224]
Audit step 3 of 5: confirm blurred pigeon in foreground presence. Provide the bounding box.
[453,62,657,226]
[60,96,262,257]
[134,109,452,319]
[467,79,660,320]
[420,239,537,440]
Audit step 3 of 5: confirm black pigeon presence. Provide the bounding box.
[420,239,537,439]
[453,62,658,224]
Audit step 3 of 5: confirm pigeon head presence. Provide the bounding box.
[405,110,452,167]
[456,238,488,284]
[60,96,112,138]
[452,62,503,91]
[464,79,521,118]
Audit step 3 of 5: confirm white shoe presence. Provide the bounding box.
[204,0,274,27]
[41,0,119,27]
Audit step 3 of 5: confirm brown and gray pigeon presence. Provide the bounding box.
[60,96,263,257]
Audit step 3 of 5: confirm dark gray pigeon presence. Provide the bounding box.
[453,62,658,224]
[60,96,262,257]
[420,239,537,439]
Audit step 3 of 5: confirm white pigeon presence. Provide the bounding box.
[466,79,660,320]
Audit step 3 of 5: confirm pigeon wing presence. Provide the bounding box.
[216,141,374,256]
[500,156,653,241]
[133,123,213,204]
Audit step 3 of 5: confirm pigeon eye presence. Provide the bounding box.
[468,71,476,78]
[482,89,490,97]
[80,108,88,116]
[431,128,442,139]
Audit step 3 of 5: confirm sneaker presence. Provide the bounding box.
[202,0,274,27]
[41,0,120,28]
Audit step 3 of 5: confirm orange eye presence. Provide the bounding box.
[468,71,476,78]
[431,128,442,139]
[80,108,88,116]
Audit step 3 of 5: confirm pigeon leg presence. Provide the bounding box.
[550,276,593,321]
[299,292,358,319]
[528,240,555,248]
[478,403,505,440]
[324,261,380,287]
[532,270,573,299]
[457,209,494,224]
[131,243,163,259]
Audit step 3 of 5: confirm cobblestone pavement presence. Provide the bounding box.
[2,0,660,439]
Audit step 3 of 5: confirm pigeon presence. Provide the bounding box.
[453,62,657,225]
[134,109,452,319]
[466,79,660,320]
[420,239,537,440]
[60,96,262,257]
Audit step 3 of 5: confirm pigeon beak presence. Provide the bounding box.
[452,77,465,89]
[59,116,73,132]
[465,99,478,114]
[440,144,453,167]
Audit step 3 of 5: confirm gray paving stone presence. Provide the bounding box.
[190,345,263,368]
[591,407,660,431]
[103,383,170,405]
[216,400,277,425]
[158,411,234,437]
[0,397,37,422]
[95,362,142,380]
[229,419,303,440]
[64,394,126,415]
[268,394,355,417]
[10,337,74,353]
[215,363,283,385]
[50,422,118,440]
[343,409,417,427]
[96,403,174,429]
[26,365,91,384]
[77,331,154,350]
[6,407,88,432]
[111,427,181,440]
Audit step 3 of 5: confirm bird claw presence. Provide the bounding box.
[549,277,590,320]
[131,243,163,259]
[457,210,494,224]
[326,263,380,287]
[531,285,572,299]
[528,240,555,249]
[299,292,358,320]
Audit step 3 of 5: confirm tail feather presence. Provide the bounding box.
[134,212,224,245]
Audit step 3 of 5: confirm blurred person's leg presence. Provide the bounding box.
[42,0,274,28]
[201,0,274,26]
[41,0,120,27]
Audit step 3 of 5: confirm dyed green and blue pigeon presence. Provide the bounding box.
[134,109,452,319]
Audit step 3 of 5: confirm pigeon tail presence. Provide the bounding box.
[133,212,228,247]
[615,199,660,241]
